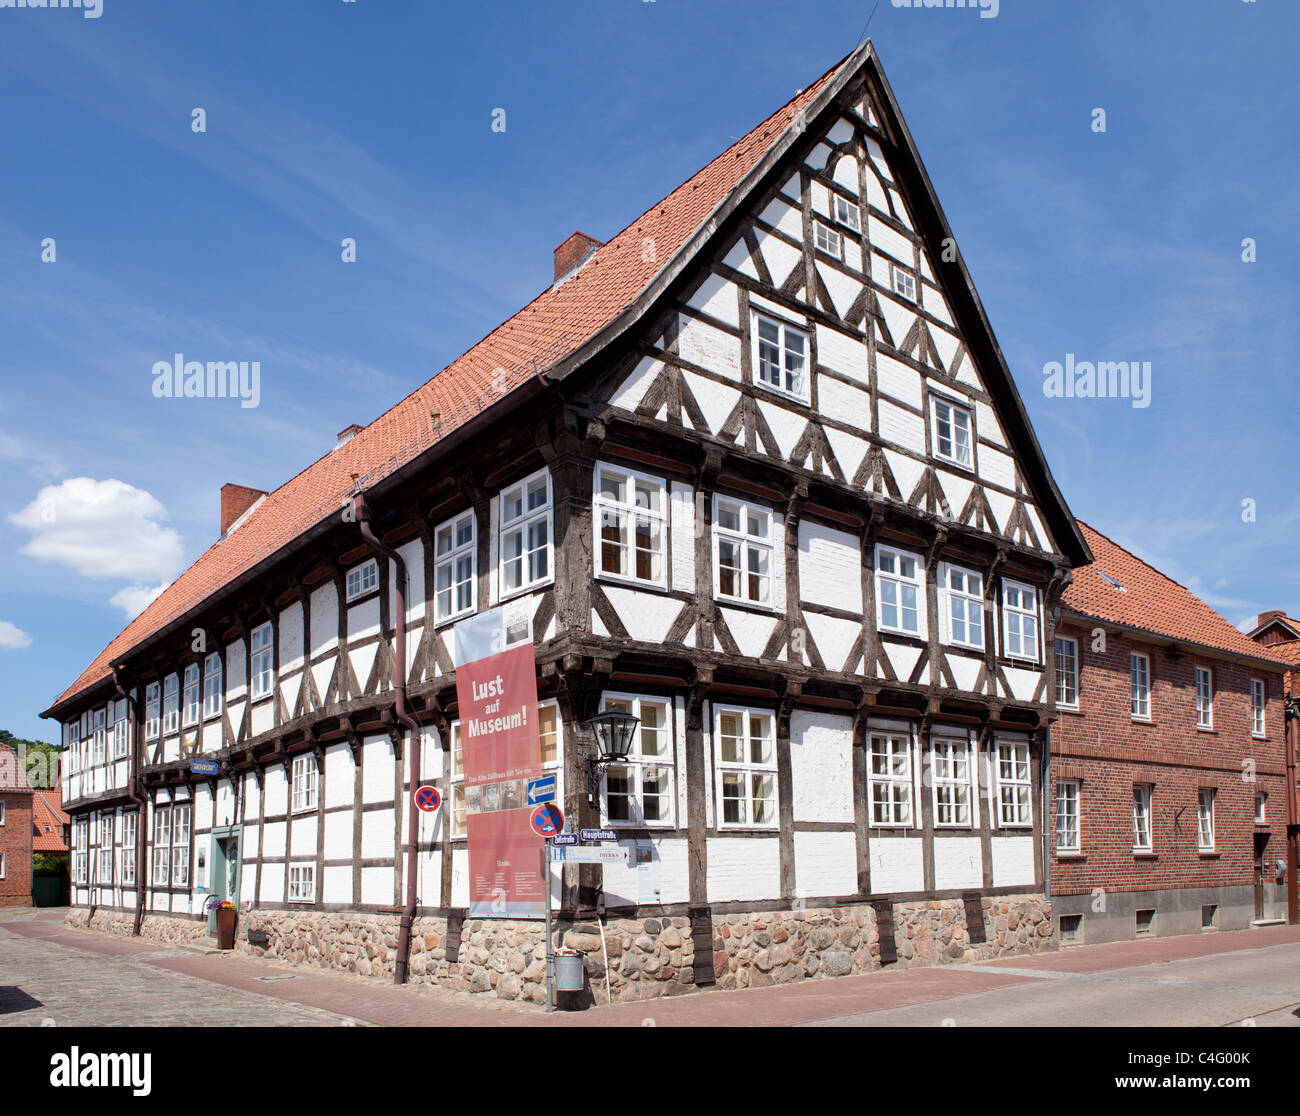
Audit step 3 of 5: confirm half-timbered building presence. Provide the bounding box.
[44,41,1096,1001]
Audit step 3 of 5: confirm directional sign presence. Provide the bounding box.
[579,828,617,842]
[551,846,629,864]
[530,802,564,838]
[414,785,442,813]
[550,833,578,846]
[526,775,557,806]
[189,759,220,777]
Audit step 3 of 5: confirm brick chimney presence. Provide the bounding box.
[554,231,603,283]
[1257,609,1286,630]
[336,423,363,448]
[220,483,267,536]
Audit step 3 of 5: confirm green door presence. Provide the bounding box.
[205,828,242,935]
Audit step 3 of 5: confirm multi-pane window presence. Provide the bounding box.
[433,511,476,622]
[162,674,180,734]
[96,813,113,883]
[346,558,379,603]
[714,707,777,828]
[1055,780,1080,853]
[1197,789,1215,852]
[891,264,916,302]
[121,811,137,886]
[594,464,666,587]
[288,863,316,903]
[997,742,1033,827]
[72,819,88,884]
[1001,580,1039,662]
[1195,667,1213,729]
[92,708,106,766]
[869,732,913,827]
[601,696,674,826]
[931,397,973,469]
[203,653,223,719]
[182,663,201,727]
[714,496,773,606]
[500,468,553,595]
[111,699,129,759]
[152,809,171,886]
[250,622,274,701]
[291,754,318,813]
[813,220,841,258]
[753,312,808,401]
[1251,679,1266,736]
[942,564,983,649]
[145,683,161,741]
[833,193,861,231]
[1130,653,1150,720]
[171,805,191,887]
[931,737,971,827]
[449,722,466,838]
[1055,636,1079,709]
[1132,785,1153,852]
[875,545,923,636]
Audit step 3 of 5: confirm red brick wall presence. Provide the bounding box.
[1050,620,1287,898]
[0,792,33,907]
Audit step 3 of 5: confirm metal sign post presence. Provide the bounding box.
[543,838,553,1013]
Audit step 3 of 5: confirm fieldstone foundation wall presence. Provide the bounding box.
[67,893,1055,1004]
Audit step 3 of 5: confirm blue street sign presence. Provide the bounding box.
[526,775,557,805]
[580,828,617,842]
[189,759,220,776]
[551,833,578,846]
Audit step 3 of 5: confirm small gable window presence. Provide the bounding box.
[752,312,809,403]
[813,220,842,259]
[891,264,916,303]
[931,396,973,470]
[833,194,861,231]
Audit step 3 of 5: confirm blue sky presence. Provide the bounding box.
[1,0,1296,744]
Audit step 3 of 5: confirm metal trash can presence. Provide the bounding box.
[552,950,585,992]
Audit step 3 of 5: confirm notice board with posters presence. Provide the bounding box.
[454,603,545,919]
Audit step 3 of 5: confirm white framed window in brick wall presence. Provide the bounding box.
[939,562,983,650]
[1055,636,1079,710]
[1197,788,1216,852]
[931,735,973,828]
[346,557,379,603]
[249,622,274,702]
[121,811,137,887]
[1130,652,1151,721]
[930,395,973,471]
[1251,678,1266,737]
[1195,667,1213,729]
[714,706,777,828]
[1255,793,1267,824]
[599,694,674,828]
[1000,579,1040,663]
[713,496,774,608]
[752,311,809,403]
[433,510,476,623]
[0,801,4,825]
[868,730,914,827]
[182,663,201,728]
[1132,785,1153,852]
[1055,780,1080,853]
[499,467,553,597]
[0,853,4,880]
[875,544,924,637]
[203,653,223,720]
[288,863,316,903]
[145,683,161,742]
[594,462,667,589]
[291,754,318,814]
[162,673,180,734]
[996,741,1033,828]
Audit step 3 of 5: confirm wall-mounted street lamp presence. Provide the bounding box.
[582,710,639,805]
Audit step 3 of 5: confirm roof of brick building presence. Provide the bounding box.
[0,749,34,793]
[1062,522,1290,669]
[32,789,68,852]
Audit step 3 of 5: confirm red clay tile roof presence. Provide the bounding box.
[1063,522,1290,669]
[32,789,68,852]
[46,53,853,716]
[0,749,34,793]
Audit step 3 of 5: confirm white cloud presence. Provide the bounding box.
[0,621,32,650]
[10,477,183,583]
[109,583,170,621]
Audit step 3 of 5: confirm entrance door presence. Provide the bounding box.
[205,831,242,934]
[1253,834,1269,921]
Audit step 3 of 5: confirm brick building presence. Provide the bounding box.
[0,749,34,907]
[1048,523,1291,943]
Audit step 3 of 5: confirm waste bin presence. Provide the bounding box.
[552,950,585,992]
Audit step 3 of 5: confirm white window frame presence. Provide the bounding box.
[203,653,223,720]
[1055,636,1079,710]
[162,674,180,734]
[599,694,675,828]
[713,706,778,829]
[1255,793,1267,824]
[0,802,4,825]
[996,741,1033,828]
[499,467,554,598]
[152,809,171,886]
[121,811,137,887]
[1055,779,1080,853]
[1197,789,1215,852]
[288,862,317,904]
[249,622,274,702]
[182,663,201,728]
[96,812,113,884]
[1132,785,1153,853]
[1000,579,1040,664]
[1130,652,1151,721]
[1251,678,1266,737]
[713,495,775,609]
[594,462,668,590]
[346,557,379,603]
[931,736,973,828]
[291,754,319,814]
[92,708,106,766]
[171,804,191,888]
[930,396,973,470]
[111,699,129,759]
[433,510,477,624]
[1195,667,1213,729]
[145,683,161,742]
[868,730,914,828]
[813,219,842,259]
[832,193,861,231]
[874,544,925,638]
[891,264,917,303]
[940,562,984,650]
[0,852,4,880]
[752,311,809,403]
